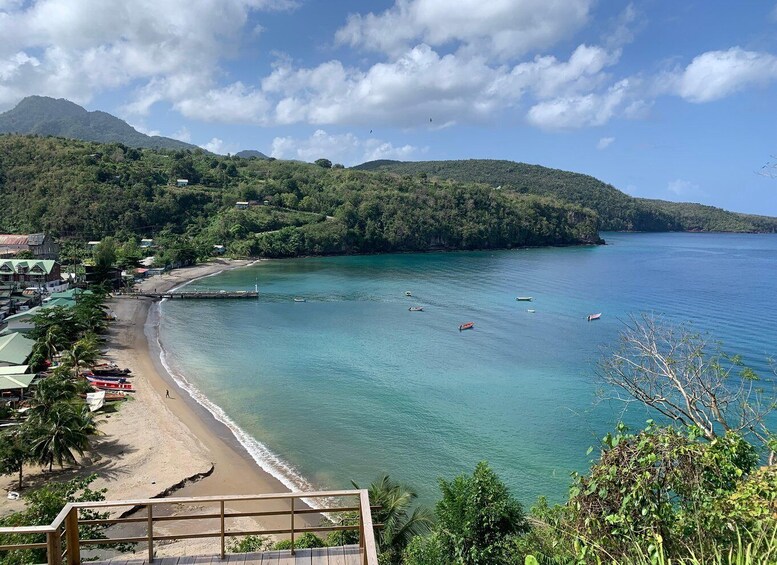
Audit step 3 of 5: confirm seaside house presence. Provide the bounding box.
[0,332,34,367]
[0,233,60,260]
[0,259,65,292]
[140,238,155,248]
[0,365,36,403]
[213,244,226,255]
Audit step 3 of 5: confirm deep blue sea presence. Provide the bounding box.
[154,233,777,506]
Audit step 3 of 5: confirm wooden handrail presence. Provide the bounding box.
[0,489,379,564]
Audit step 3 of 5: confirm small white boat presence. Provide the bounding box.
[516,297,533,301]
[405,291,412,297]
[409,306,424,312]
[587,313,602,321]
[293,297,306,302]
[527,309,536,313]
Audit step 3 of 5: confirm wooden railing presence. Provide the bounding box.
[0,489,379,565]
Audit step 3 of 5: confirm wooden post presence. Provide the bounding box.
[358,494,365,565]
[46,528,62,565]
[290,497,295,556]
[147,504,154,563]
[64,507,80,565]
[220,500,226,559]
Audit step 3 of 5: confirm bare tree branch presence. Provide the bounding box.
[598,314,776,461]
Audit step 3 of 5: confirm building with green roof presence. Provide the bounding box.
[0,332,35,367]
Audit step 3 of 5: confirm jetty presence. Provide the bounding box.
[124,290,259,300]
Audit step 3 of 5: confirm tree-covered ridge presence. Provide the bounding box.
[0,96,198,151]
[353,159,777,233]
[0,135,601,257]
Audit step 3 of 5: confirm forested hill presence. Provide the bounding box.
[0,96,198,151]
[353,159,777,233]
[0,135,601,258]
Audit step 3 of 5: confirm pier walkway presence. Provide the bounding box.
[119,291,259,300]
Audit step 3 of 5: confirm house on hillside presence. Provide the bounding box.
[235,201,249,209]
[0,233,59,260]
[177,179,189,187]
[140,238,154,248]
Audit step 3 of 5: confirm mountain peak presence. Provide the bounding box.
[0,95,200,151]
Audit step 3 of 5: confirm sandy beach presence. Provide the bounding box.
[2,258,323,555]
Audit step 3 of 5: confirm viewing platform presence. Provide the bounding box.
[0,490,378,565]
[121,291,259,300]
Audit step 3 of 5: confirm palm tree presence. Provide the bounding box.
[29,403,95,471]
[63,333,100,376]
[352,475,434,564]
[26,374,79,423]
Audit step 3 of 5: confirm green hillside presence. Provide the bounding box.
[353,159,777,233]
[0,135,601,258]
[0,96,199,151]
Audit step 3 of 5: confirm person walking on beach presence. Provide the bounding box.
[166,389,170,398]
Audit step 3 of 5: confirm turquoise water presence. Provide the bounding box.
[156,233,777,506]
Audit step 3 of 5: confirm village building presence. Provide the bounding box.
[0,233,59,260]
[0,259,65,292]
[0,332,34,367]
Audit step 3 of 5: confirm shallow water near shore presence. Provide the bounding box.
[157,233,777,505]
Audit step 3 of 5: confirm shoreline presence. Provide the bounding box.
[103,259,299,502]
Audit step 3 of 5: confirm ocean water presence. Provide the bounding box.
[155,233,777,506]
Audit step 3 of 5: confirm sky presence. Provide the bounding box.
[1,1,776,215]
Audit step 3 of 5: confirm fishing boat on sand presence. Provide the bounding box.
[459,322,474,331]
[587,313,602,321]
[86,376,135,392]
[409,306,424,312]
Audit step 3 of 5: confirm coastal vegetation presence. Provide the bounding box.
[0,135,601,260]
[353,159,777,233]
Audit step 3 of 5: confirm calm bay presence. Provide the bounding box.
[156,232,777,505]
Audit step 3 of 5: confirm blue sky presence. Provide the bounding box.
[1,1,777,215]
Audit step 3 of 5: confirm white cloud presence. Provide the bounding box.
[667,178,706,199]
[0,0,296,110]
[202,137,227,154]
[597,136,614,150]
[270,129,421,165]
[526,79,640,129]
[130,122,161,137]
[336,0,592,60]
[671,47,777,103]
[171,127,191,143]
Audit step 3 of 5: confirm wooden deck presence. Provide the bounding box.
[93,545,361,564]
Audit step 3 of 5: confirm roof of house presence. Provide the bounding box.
[0,259,58,275]
[26,233,46,246]
[49,288,90,300]
[0,365,30,375]
[0,235,29,246]
[0,374,35,391]
[0,332,35,365]
[2,306,40,324]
